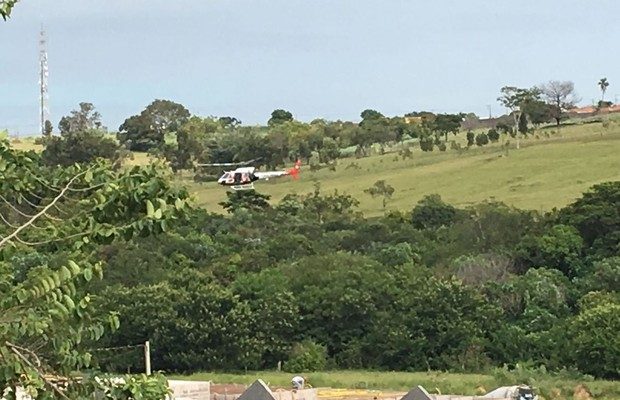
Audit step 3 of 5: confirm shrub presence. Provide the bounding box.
[284,340,328,372]
[411,194,459,230]
[487,128,500,142]
[419,136,434,152]
[466,130,475,147]
[475,132,489,146]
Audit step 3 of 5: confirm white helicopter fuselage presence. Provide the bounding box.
[213,160,301,190]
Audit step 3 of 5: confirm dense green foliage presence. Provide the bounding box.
[41,130,120,167]
[2,134,618,397]
[37,103,121,167]
[0,0,19,20]
[0,140,188,398]
[89,180,619,378]
[118,100,190,151]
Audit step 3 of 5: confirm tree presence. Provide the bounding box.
[118,99,190,151]
[279,253,397,362]
[539,80,579,127]
[521,98,553,127]
[360,109,384,121]
[558,181,620,256]
[487,128,500,142]
[517,112,528,135]
[268,109,293,126]
[364,180,395,210]
[515,224,584,277]
[284,340,328,372]
[42,130,120,166]
[475,132,489,146]
[319,137,341,164]
[486,268,572,368]
[43,120,53,136]
[233,269,299,368]
[598,77,610,102]
[0,139,190,397]
[356,110,394,154]
[569,295,620,378]
[411,194,459,230]
[163,116,221,171]
[58,102,105,135]
[218,116,241,128]
[466,130,475,147]
[433,113,464,142]
[219,190,271,213]
[419,135,434,152]
[497,86,540,149]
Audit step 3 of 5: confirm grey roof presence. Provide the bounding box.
[237,380,276,400]
[400,386,433,400]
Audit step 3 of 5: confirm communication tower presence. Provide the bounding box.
[39,27,49,135]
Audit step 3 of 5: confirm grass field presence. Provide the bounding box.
[7,116,620,216]
[170,370,620,400]
[188,119,620,216]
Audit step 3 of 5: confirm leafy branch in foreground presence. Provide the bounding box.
[0,0,19,20]
[0,139,188,398]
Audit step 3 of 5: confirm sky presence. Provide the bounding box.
[1,0,619,135]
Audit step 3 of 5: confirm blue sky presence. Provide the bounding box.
[1,0,619,134]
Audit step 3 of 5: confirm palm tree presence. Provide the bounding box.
[598,78,610,102]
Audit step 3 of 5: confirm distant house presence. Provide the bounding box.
[404,116,424,124]
[568,104,620,117]
[569,106,598,115]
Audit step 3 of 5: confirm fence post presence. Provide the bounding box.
[144,340,151,375]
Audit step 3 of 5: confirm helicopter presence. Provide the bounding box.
[196,159,302,190]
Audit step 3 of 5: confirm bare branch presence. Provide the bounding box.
[14,231,92,246]
[0,170,88,249]
[18,194,45,210]
[0,211,20,229]
[0,194,36,218]
[43,212,63,222]
[5,341,71,400]
[5,341,42,367]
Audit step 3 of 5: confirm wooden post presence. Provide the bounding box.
[144,340,151,375]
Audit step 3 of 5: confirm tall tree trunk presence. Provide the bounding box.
[513,112,520,149]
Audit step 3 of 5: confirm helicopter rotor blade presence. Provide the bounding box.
[196,158,261,167]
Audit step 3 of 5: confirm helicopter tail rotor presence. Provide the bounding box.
[287,159,302,179]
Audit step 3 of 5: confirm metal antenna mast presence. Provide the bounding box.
[39,27,49,136]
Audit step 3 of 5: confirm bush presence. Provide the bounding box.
[284,340,328,372]
[487,128,500,142]
[411,194,459,230]
[466,130,475,147]
[41,130,119,166]
[419,136,434,152]
[475,132,489,146]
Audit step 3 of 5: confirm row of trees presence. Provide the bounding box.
[38,77,601,173]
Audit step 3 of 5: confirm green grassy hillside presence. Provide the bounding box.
[188,120,620,215]
[9,116,620,215]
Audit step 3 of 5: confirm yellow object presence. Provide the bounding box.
[318,388,384,399]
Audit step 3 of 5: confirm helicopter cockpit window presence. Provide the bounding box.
[221,172,234,183]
